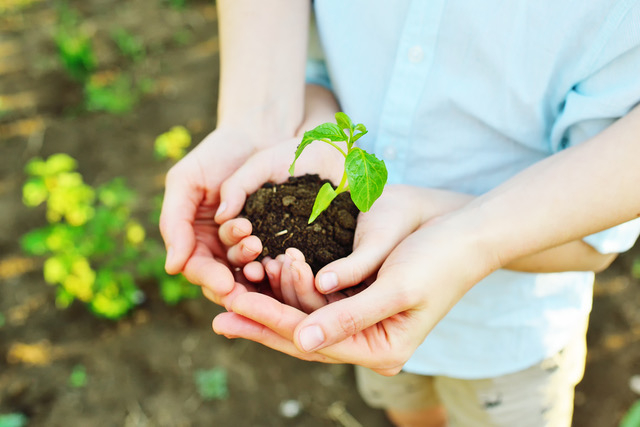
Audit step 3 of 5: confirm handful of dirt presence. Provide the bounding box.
[242,174,359,274]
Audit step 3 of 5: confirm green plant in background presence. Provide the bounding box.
[54,4,96,81]
[289,112,388,223]
[21,127,199,319]
[194,368,228,401]
[620,399,640,427]
[84,72,139,114]
[154,125,191,160]
[0,312,5,328]
[69,364,88,388]
[164,0,188,10]
[632,257,640,280]
[0,413,28,427]
[111,28,146,63]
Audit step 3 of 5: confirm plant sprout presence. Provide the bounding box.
[289,112,388,223]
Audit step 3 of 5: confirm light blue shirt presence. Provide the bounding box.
[308,0,640,378]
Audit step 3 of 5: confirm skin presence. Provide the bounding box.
[212,104,640,377]
[163,3,639,424]
[160,0,310,309]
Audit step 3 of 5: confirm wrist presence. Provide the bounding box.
[424,202,505,278]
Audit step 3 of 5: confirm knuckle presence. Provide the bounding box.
[336,309,365,337]
[390,284,412,310]
[165,164,181,183]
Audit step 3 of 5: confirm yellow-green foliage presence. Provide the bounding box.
[154,126,192,160]
[21,146,198,319]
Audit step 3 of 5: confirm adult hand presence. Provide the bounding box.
[212,133,345,301]
[159,127,272,308]
[213,187,483,375]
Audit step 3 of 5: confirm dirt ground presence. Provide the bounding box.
[1,1,640,426]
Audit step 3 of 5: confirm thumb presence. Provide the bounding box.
[215,145,292,224]
[293,276,411,353]
[160,167,200,274]
[314,211,419,294]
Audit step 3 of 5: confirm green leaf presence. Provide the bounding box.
[620,400,640,427]
[22,177,48,207]
[335,112,354,132]
[355,123,367,133]
[20,227,53,256]
[24,157,46,176]
[45,153,78,175]
[69,364,88,388]
[350,129,368,145]
[345,148,387,212]
[0,413,28,427]
[195,368,228,400]
[289,123,347,175]
[308,182,338,224]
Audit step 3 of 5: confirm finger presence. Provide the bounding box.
[243,261,265,283]
[285,248,327,313]
[212,311,336,363]
[226,235,263,266]
[294,277,413,353]
[315,213,417,294]
[280,251,303,310]
[227,292,408,375]
[215,146,291,224]
[182,242,237,299]
[264,257,284,301]
[218,218,253,247]
[160,167,203,274]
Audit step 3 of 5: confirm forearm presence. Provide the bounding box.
[447,104,640,273]
[216,0,310,141]
[415,189,615,273]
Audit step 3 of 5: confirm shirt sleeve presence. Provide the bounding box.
[305,58,332,91]
[549,3,640,254]
[305,10,333,91]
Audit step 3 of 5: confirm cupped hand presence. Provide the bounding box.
[213,187,487,375]
[159,127,274,308]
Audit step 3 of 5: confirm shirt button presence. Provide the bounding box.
[408,45,424,63]
[383,145,397,161]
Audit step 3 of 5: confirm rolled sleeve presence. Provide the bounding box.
[583,218,640,254]
[550,4,640,254]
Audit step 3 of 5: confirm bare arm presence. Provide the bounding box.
[457,104,640,274]
[216,0,310,141]
[160,1,311,302]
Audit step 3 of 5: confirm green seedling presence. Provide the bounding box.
[54,4,96,82]
[84,73,138,114]
[21,131,198,320]
[194,368,228,401]
[111,28,146,62]
[69,364,88,388]
[620,399,640,427]
[0,413,27,427]
[289,112,388,223]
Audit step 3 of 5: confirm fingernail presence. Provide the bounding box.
[242,244,257,257]
[215,201,227,218]
[232,226,245,239]
[318,272,338,293]
[164,246,174,271]
[298,325,325,352]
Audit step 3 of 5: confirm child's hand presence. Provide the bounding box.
[212,186,476,374]
[218,218,331,313]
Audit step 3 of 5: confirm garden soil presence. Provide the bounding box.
[2,1,640,426]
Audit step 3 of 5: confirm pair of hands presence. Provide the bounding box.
[161,125,493,376]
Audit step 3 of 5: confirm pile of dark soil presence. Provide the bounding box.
[242,174,359,274]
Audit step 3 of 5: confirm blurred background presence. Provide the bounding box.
[1,1,640,426]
